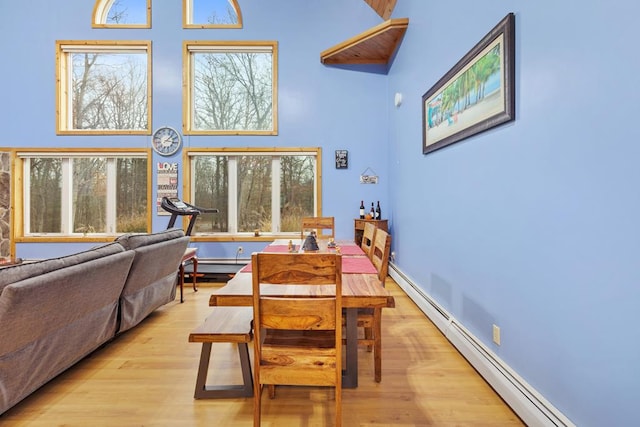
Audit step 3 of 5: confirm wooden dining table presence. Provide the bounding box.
[208,239,395,388]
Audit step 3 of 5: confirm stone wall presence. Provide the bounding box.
[0,152,10,258]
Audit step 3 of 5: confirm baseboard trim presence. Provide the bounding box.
[389,264,575,427]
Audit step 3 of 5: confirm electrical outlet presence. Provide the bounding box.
[492,324,501,346]
[237,246,243,254]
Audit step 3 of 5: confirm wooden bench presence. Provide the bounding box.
[188,306,254,398]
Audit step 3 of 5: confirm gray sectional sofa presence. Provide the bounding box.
[0,228,189,414]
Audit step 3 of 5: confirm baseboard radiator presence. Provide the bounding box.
[389,264,575,427]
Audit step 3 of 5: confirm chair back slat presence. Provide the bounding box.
[256,253,340,284]
[371,229,392,283]
[361,222,377,258]
[301,216,335,239]
[261,297,337,330]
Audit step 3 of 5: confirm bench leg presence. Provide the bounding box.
[194,342,253,399]
[192,257,198,292]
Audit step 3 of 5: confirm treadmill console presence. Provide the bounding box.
[163,197,196,212]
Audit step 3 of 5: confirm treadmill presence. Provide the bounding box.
[160,197,244,281]
[160,196,218,236]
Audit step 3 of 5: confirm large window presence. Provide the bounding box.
[186,148,321,238]
[16,150,150,238]
[56,41,151,134]
[183,41,278,135]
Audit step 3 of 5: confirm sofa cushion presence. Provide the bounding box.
[0,242,125,294]
[115,228,185,251]
[0,249,135,414]
[117,234,190,333]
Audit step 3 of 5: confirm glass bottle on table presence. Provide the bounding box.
[375,201,381,220]
[370,202,375,219]
[359,200,365,219]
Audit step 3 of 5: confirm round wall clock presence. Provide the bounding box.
[152,126,182,156]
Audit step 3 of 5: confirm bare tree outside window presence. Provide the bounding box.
[29,158,62,233]
[280,156,315,232]
[190,151,317,235]
[117,158,148,232]
[192,50,273,132]
[93,0,150,28]
[71,52,148,130]
[195,0,238,25]
[193,156,229,232]
[73,158,107,233]
[185,0,242,28]
[238,156,272,232]
[24,154,148,236]
[107,0,129,24]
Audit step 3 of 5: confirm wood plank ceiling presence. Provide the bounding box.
[364,0,397,20]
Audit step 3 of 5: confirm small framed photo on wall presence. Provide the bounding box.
[335,150,348,169]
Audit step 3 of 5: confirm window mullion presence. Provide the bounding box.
[106,159,117,233]
[65,54,73,130]
[272,157,281,233]
[62,159,72,234]
[228,157,238,234]
[313,157,319,216]
[23,160,32,234]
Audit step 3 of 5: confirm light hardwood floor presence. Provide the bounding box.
[1,277,524,426]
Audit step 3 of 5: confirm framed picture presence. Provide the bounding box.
[422,13,515,155]
[335,150,348,169]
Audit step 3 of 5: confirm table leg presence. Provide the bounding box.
[342,307,358,388]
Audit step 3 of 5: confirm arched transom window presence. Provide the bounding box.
[183,0,243,28]
[92,0,151,28]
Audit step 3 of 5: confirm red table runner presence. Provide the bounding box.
[335,244,365,256]
[263,243,365,256]
[262,245,291,253]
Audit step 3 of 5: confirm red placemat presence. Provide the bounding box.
[334,244,365,256]
[341,256,377,274]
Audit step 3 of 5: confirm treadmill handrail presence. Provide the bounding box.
[160,197,219,236]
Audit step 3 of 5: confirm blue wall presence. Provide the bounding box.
[388,1,640,426]
[2,0,389,259]
[2,0,638,425]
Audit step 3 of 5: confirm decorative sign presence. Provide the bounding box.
[359,167,378,184]
[156,162,178,215]
[335,150,348,169]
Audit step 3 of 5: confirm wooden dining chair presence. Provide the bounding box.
[371,228,391,281]
[301,216,335,240]
[357,228,391,382]
[360,222,376,258]
[251,252,342,427]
